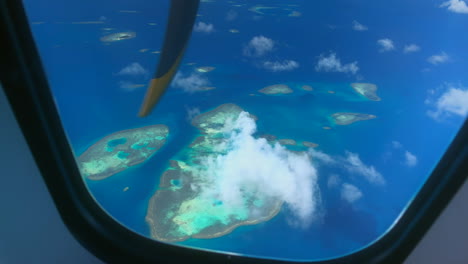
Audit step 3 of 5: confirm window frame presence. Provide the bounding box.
[1,0,467,263]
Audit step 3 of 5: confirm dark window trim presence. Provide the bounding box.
[1,0,467,263]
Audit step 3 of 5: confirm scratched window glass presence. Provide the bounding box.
[23,0,467,261]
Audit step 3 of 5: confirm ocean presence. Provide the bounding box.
[24,0,467,261]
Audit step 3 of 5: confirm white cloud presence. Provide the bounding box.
[194,22,215,33]
[341,183,363,203]
[343,151,385,185]
[194,112,320,228]
[389,141,419,167]
[243,35,275,57]
[172,71,210,93]
[427,84,468,119]
[308,149,385,185]
[392,141,403,149]
[309,149,336,164]
[352,20,368,31]
[226,10,238,21]
[262,60,299,72]
[440,0,468,14]
[427,52,450,65]
[186,107,201,122]
[327,174,341,188]
[315,52,359,75]
[404,151,418,167]
[404,44,421,53]
[377,38,395,52]
[117,62,148,76]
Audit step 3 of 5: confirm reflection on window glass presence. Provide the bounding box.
[23,0,467,261]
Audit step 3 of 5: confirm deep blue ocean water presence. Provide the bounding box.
[24,0,467,261]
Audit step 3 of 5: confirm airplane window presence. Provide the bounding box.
[22,0,468,261]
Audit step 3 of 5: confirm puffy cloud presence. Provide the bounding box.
[194,22,215,33]
[194,112,320,227]
[404,151,418,167]
[327,174,341,188]
[309,149,336,164]
[341,183,363,203]
[243,35,275,57]
[392,141,403,149]
[426,83,468,119]
[352,20,368,31]
[389,141,418,167]
[172,71,210,93]
[404,44,421,53]
[226,10,238,21]
[185,107,201,122]
[440,0,468,14]
[262,60,299,72]
[315,52,359,75]
[343,151,385,185]
[308,149,385,185]
[427,52,450,65]
[117,62,148,76]
[377,38,395,52]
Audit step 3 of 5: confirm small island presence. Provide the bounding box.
[78,125,169,180]
[288,11,302,17]
[100,31,136,42]
[259,134,276,142]
[278,139,296,146]
[198,86,216,91]
[351,83,381,101]
[301,85,313,91]
[248,5,278,15]
[195,66,215,73]
[146,104,286,243]
[302,141,318,148]
[191,103,257,134]
[121,83,145,90]
[259,84,293,95]
[331,112,376,125]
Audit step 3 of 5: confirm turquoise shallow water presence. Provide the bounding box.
[24,0,468,261]
[80,74,448,260]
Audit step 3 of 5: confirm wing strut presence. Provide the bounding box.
[138,0,200,117]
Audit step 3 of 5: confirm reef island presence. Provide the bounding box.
[278,139,296,146]
[331,112,376,125]
[78,125,169,180]
[259,84,293,95]
[302,141,318,148]
[146,104,287,243]
[195,66,215,73]
[100,31,136,42]
[301,85,313,91]
[351,83,381,101]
